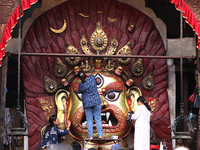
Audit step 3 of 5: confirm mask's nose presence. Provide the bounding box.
[101,99,109,109]
[98,88,109,109]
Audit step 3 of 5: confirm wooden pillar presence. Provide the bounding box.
[0,55,8,150]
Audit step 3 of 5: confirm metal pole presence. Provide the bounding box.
[17,0,21,111]
[8,52,194,59]
[180,0,184,113]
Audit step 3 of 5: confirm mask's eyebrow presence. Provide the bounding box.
[103,82,124,93]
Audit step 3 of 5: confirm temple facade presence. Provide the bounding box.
[0,0,199,150]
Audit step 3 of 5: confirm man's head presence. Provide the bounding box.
[78,71,87,83]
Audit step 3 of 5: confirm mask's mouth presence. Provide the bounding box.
[81,111,118,128]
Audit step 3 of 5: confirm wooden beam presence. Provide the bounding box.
[0,55,8,150]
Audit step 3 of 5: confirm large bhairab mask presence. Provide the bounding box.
[68,72,132,139]
[21,0,172,149]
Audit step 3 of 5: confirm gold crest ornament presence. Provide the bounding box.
[50,19,67,34]
[44,76,58,94]
[90,22,108,54]
[80,35,93,54]
[131,58,144,77]
[65,42,81,65]
[54,58,67,78]
[104,36,119,56]
[117,41,132,65]
[142,72,155,91]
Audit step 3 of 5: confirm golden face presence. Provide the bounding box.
[94,59,102,69]
[66,72,131,139]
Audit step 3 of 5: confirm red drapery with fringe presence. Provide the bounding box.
[170,0,200,49]
[0,0,38,66]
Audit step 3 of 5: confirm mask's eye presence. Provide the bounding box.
[95,74,104,88]
[104,90,121,101]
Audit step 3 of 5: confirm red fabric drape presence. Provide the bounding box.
[0,0,38,66]
[170,0,200,49]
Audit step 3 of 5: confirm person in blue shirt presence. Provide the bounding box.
[78,70,103,139]
[40,114,71,149]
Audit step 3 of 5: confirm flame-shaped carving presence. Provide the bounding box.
[131,58,144,77]
[104,36,118,55]
[80,35,93,54]
[142,72,155,91]
[90,22,108,53]
[65,42,81,65]
[44,76,58,94]
[117,42,132,65]
[54,58,67,78]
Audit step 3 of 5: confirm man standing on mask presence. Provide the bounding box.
[78,70,103,139]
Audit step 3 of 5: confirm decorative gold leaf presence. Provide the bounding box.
[107,17,118,22]
[78,13,89,18]
[97,11,104,14]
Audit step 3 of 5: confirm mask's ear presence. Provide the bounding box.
[127,86,142,112]
[55,89,69,130]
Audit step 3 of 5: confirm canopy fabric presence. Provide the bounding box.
[0,0,38,66]
[170,0,200,49]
